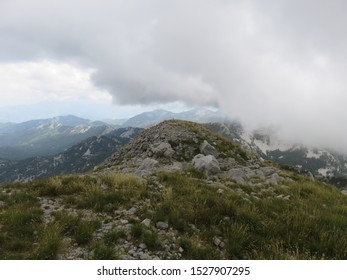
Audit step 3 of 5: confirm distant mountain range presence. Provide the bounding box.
[2,119,345,260]
[1,109,347,189]
[0,127,143,183]
[0,109,223,183]
[120,108,226,128]
[206,122,347,189]
[0,115,114,160]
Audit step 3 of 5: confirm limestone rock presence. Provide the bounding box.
[227,168,247,183]
[149,142,175,158]
[141,218,151,227]
[139,158,159,171]
[213,236,222,246]
[200,140,218,158]
[265,173,282,184]
[192,154,220,175]
[156,221,169,230]
[127,206,138,215]
[226,165,282,185]
[259,166,277,177]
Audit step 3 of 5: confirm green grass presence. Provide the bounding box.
[52,211,100,245]
[130,223,161,250]
[91,241,118,260]
[0,170,346,260]
[0,188,43,259]
[152,172,347,259]
[60,174,148,212]
[104,229,126,246]
[29,223,62,259]
[179,238,221,259]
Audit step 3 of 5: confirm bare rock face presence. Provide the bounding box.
[139,158,159,171]
[200,140,219,158]
[102,120,286,184]
[148,142,175,158]
[192,154,221,176]
[227,166,282,184]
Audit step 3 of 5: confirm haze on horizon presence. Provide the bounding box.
[1,0,347,153]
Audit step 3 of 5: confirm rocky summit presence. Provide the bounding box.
[1,120,346,260]
[102,120,283,185]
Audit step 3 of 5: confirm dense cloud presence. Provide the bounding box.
[1,0,347,152]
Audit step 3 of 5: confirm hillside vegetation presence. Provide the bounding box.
[0,120,346,260]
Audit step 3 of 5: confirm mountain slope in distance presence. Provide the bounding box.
[0,127,143,183]
[0,115,115,160]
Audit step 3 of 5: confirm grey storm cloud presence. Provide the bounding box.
[1,0,347,152]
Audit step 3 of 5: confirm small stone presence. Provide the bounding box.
[118,238,126,245]
[128,249,136,256]
[139,158,159,171]
[164,244,170,252]
[127,206,138,215]
[188,223,199,232]
[217,189,224,194]
[138,243,147,250]
[120,219,129,225]
[178,247,184,253]
[141,218,151,227]
[102,223,113,231]
[213,236,221,246]
[156,221,169,230]
[139,253,150,260]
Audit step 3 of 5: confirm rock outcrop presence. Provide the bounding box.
[192,154,220,175]
[200,140,219,158]
[101,120,283,185]
[227,166,282,185]
[148,142,175,158]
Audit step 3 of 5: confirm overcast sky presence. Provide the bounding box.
[1,0,347,152]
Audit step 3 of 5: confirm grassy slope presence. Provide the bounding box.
[0,169,346,260]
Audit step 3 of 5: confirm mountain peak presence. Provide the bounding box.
[51,115,91,126]
[121,108,225,128]
[101,120,285,186]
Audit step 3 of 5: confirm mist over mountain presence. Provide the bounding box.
[5,119,346,261]
[121,108,224,128]
[1,110,347,192]
[1,0,347,262]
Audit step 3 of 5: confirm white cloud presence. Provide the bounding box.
[0,60,111,106]
[1,0,347,152]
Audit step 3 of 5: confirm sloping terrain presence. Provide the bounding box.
[0,120,346,260]
[121,108,224,128]
[206,122,347,190]
[0,127,142,183]
[0,115,114,160]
